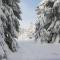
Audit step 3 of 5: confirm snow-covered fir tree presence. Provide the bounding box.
[35,0,60,43]
[0,0,21,60]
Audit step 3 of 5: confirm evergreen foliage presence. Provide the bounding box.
[35,0,60,43]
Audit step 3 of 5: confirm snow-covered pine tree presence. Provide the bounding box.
[0,0,21,60]
[35,0,60,43]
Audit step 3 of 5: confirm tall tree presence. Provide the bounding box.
[35,0,60,43]
[0,0,21,60]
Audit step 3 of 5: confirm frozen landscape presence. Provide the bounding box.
[1,0,60,60]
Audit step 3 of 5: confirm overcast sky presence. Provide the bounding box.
[20,0,41,27]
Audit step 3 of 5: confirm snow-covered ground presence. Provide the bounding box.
[9,39,60,60]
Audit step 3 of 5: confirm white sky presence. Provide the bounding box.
[20,0,41,28]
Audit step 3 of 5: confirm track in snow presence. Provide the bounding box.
[9,40,60,60]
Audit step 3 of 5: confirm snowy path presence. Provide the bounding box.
[9,40,60,60]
